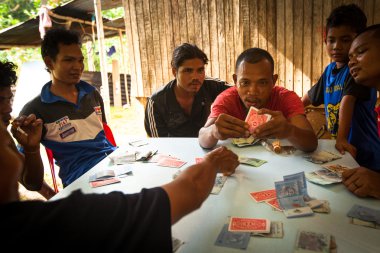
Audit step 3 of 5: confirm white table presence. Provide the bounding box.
[51,138,380,253]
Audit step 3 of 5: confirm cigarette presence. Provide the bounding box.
[16,126,28,136]
[272,140,281,154]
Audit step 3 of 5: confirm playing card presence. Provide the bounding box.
[305,172,336,185]
[314,169,341,183]
[304,150,342,164]
[322,164,350,177]
[157,157,187,168]
[211,174,228,194]
[136,149,158,161]
[347,204,380,224]
[245,106,271,133]
[214,224,251,250]
[229,217,271,233]
[283,172,309,198]
[251,221,284,238]
[249,189,277,202]
[108,151,136,164]
[350,218,380,229]
[90,178,121,188]
[129,139,149,147]
[239,157,267,167]
[265,198,283,211]
[89,169,115,182]
[284,206,314,218]
[147,153,181,163]
[278,195,306,210]
[195,157,203,164]
[294,230,331,253]
[113,165,133,177]
[275,180,301,198]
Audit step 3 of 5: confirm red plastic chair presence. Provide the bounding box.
[45,122,117,192]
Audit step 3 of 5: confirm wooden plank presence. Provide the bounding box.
[240,0,250,49]
[131,0,145,96]
[257,0,267,50]
[322,0,332,69]
[186,0,195,43]
[142,0,156,95]
[201,0,211,74]
[285,0,294,91]
[178,0,188,43]
[209,0,219,77]
[312,0,323,84]
[233,0,242,67]
[171,0,181,47]
[266,0,276,64]
[163,0,174,81]
[249,0,258,48]
[224,0,234,84]
[293,0,303,96]
[364,0,375,25]
[276,0,285,87]
[375,0,380,23]
[303,0,312,95]
[151,0,164,91]
[112,60,122,107]
[216,0,226,80]
[193,0,202,47]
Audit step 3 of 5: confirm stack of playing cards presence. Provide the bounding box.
[304,150,342,164]
[275,172,314,218]
[231,135,261,147]
[239,156,267,167]
[347,204,380,229]
[88,170,121,188]
[294,230,334,253]
[305,164,350,185]
[228,217,271,233]
[245,106,272,134]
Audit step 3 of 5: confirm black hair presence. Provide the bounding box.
[0,61,17,88]
[41,28,82,61]
[171,43,208,69]
[359,24,380,39]
[235,48,274,73]
[326,4,367,34]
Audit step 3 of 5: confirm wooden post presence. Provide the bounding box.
[118,30,130,106]
[93,0,111,119]
[86,40,95,71]
[112,60,122,108]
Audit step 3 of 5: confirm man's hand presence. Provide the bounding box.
[11,114,43,152]
[335,139,357,158]
[253,109,291,139]
[203,146,239,176]
[342,167,380,199]
[213,113,250,140]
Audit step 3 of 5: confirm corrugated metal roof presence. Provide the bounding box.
[0,0,124,49]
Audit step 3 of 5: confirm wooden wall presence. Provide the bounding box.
[122,0,380,98]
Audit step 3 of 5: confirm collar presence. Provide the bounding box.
[41,80,95,104]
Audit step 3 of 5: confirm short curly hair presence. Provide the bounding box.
[171,43,208,69]
[0,61,17,88]
[326,4,367,34]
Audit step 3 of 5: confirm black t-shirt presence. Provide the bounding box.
[0,188,172,252]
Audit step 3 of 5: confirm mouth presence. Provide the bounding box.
[245,98,260,108]
[350,67,360,77]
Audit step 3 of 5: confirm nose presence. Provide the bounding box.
[333,40,342,50]
[348,56,357,69]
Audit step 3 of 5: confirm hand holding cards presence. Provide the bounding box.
[245,106,271,134]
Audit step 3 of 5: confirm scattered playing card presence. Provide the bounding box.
[350,218,380,229]
[304,150,342,164]
[90,178,121,188]
[147,153,181,163]
[265,198,283,211]
[136,149,158,161]
[305,171,337,185]
[283,206,314,218]
[158,157,187,168]
[245,106,272,133]
[249,189,277,202]
[239,157,267,167]
[195,157,203,164]
[215,224,251,250]
[347,204,380,224]
[251,221,284,238]
[89,170,115,182]
[294,230,331,253]
[314,169,341,183]
[229,217,271,233]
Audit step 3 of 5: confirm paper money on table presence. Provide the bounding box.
[211,174,228,194]
[232,135,261,147]
[239,156,267,167]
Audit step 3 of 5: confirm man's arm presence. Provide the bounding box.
[254,109,318,152]
[162,146,239,224]
[301,93,311,107]
[198,114,250,149]
[342,167,380,199]
[144,98,169,137]
[335,95,357,157]
[11,114,44,191]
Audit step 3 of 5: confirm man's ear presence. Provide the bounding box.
[44,56,54,71]
[272,74,278,86]
[232,74,237,86]
[171,67,177,78]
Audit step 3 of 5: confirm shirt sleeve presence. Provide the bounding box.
[281,90,306,119]
[94,89,107,123]
[307,76,324,106]
[144,97,169,137]
[343,75,372,101]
